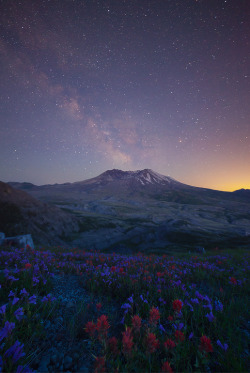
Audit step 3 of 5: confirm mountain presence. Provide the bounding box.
[6,170,250,252]
[0,181,79,246]
[8,168,249,205]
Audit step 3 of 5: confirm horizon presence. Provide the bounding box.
[3,167,248,193]
[1,1,249,192]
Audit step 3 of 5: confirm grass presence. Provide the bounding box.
[0,245,249,372]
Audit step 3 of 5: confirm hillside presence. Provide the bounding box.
[0,181,79,245]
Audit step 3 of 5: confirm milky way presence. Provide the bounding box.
[0,0,249,190]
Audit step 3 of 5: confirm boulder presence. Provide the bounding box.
[4,234,34,250]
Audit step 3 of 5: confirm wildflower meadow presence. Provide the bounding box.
[0,245,249,372]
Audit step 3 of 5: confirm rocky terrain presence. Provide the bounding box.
[6,169,250,252]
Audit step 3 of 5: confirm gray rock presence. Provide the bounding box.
[4,234,34,250]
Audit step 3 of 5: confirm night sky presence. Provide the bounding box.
[0,0,249,191]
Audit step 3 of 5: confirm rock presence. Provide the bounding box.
[4,234,34,250]
[64,355,73,370]
[0,232,5,245]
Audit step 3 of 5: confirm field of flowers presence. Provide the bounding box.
[0,245,249,372]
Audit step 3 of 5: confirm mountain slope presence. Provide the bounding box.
[0,181,79,245]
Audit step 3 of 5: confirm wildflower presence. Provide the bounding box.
[32,277,39,286]
[217,339,228,351]
[20,288,29,297]
[149,306,160,326]
[128,295,133,303]
[14,308,24,321]
[24,263,32,270]
[96,315,110,340]
[214,300,223,312]
[174,330,185,343]
[85,321,96,338]
[172,299,183,313]
[0,304,7,315]
[8,291,15,297]
[0,321,15,341]
[206,312,215,322]
[108,336,119,356]
[168,315,173,322]
[164,338,176,349]
[4,340,25,363]
[229,277,237,285]
[191,298,199,304]
[146,332,159,354]
[122,327,134,356]
[131,315,141,333]
[199,335,213,353]
[94,356,106,373]
[188,332,194,340]
[96,303,102,311]
[12,297,20,305]
[159,324,166,333]
[121,303,131,310]
[28,295,37,304]
[161,361,174,373]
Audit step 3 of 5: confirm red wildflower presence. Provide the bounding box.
[199,335,213,353]
[229,277,237,285]
[96,303,102,311]
[96,315,110,340]
[85,321,96,338]
[174,330,185,343]
[122,327,134,356]
[146,332,159,354]
[111,266,116,272]
[168,315,173,322]
[108,336,119,356]
[24,263,32,270]
[164,338,176,349]
[94,356,106,373]
[161,361,174,373]
[172,299,183,313]
[131,315,141,333]
[149,307,160,326]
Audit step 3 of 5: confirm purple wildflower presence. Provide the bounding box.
[0,304,7,315]
[32,277,39,286]
[20,288,29,297]
[121,303,131,310]
[8,291,15,297]
[4,340,25,363]
[191,298,199,304]
[188,332,194,339]
[12,297,20,305]
[206,312,215,322]
[14,308,24,321]
[214,300,223,312]
[0,321,15,342]
[28,295,37,304]
[217,339,228,351]
[128,295,133,303]
[159,324,166,333]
